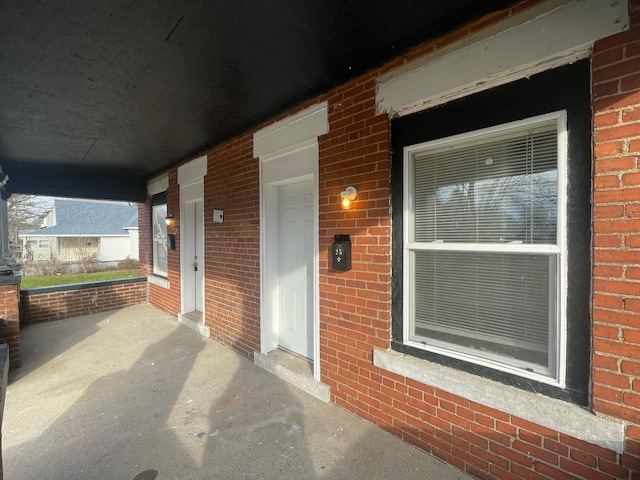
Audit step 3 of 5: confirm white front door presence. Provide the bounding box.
[183,199,204,314]
[277,180,313,358]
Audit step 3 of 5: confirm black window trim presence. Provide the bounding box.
[391,60,592,406]
[151,192,168,279]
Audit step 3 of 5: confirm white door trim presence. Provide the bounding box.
[179,180,204,318]
[255,102,327,382]
[177,155,207,325]
[259,141,319,378]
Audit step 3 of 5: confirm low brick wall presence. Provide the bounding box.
[0,279,21,368]
[0,343,8,480]
[20,277,148,326]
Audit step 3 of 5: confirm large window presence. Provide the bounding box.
[152,194,168,277]
[404,113,565,384]
[391,60,591,405]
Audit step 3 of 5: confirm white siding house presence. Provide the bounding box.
[20,199,138,271]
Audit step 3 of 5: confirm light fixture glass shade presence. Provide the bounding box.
[340,186,357,209]
[165,214,174,226]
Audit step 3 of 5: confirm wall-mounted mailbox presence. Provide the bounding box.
[331,234,351,271]
[167,233,176,250]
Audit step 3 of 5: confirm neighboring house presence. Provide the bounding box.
[138,2,640,480]
[21,199,138,270]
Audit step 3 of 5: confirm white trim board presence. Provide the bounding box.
[254,102,328,159]
[178,155,207,185]
[147,275,170,289]
[147,174,168,195]
[376,0,628,117]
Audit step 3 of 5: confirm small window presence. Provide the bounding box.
[38,240,50,248]
[404,113,566,384]
[152,197,168,277]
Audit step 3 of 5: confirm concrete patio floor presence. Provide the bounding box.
[3,304,472,480]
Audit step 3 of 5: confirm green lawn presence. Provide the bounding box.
[20,269,142,289]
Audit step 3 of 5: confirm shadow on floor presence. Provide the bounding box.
[3,305,470,480]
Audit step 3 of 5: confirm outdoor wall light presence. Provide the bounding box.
[340,186,358,209]
[165,214,174,226]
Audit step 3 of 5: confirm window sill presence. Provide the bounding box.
[147,275,170,289]
[373,348,625,453]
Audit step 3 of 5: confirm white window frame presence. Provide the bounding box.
[152,203,168,278]
[402,110,568,387]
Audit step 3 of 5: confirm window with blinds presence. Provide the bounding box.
[152,202,168,277]
[404,112,566,381]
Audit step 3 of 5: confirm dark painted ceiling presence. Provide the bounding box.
[0,0,519,201]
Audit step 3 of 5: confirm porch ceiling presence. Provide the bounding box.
[0,0,518,201]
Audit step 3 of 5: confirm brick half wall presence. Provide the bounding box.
[0,280,21,368]
[20,277,148,326]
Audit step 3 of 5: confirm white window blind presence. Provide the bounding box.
[412,250,556,369]
[411,121,558,245]
[152,203,168,277]
[405,114,564,380]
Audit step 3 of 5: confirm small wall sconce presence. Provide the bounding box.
[165,214,174,226]
[340,186,358,209]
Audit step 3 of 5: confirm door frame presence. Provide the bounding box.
[255,102,328,381]
[178,155,207,320]
[180,192,204,315]
[260,143,318,367]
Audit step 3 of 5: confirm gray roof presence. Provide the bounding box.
[25,199,138,237]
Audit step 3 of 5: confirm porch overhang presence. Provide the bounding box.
[0,0,520,201]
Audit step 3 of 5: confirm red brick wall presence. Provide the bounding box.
[0,282,21,368]
[139,172,182,317]
[592,0,640,424]
[204,136,261,358]
[592,0,640,475]
[318,77,393,403]
[20,278,148,326]
[142,146,262,359]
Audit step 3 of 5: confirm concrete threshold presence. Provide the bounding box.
[254,348,331,403]
[178,310,209,337]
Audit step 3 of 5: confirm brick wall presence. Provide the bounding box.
[204,135,261,358]
[142,145,262,359]
[318,77,393,405]
[592,1,640,424]
[0,281,21,368]
[592,0,640,475]
[139,172,182,317]
[20,277,148,326]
